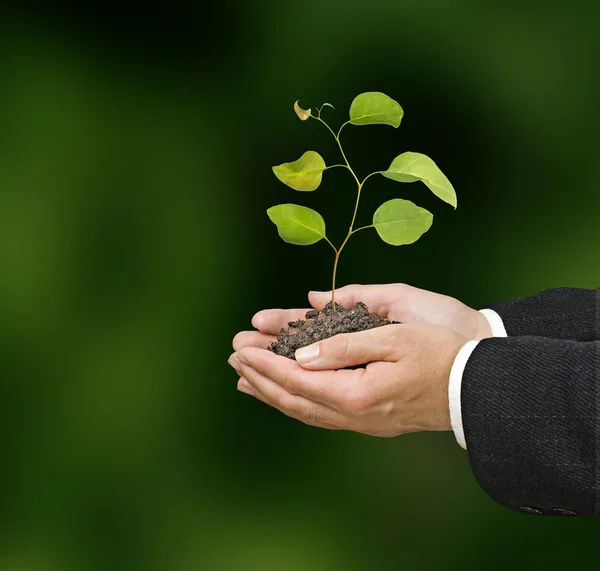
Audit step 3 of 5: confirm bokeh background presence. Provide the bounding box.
[1,2,599,570]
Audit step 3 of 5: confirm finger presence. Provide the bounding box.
[238,378,273,409]
[232,356,344,429]
[238,377,278,409]
[237,377,256,396]
[295,324,405,370]
[251,308,309,335]
[238,377,289,411]
[233,347,361,409]
[233,331,275,351]
[309,284,410,316]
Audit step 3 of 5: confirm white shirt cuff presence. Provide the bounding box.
[478,308,508,337]
[448,309,508,450]
[448,340,480,450]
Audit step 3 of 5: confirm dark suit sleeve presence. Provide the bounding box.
[485,287,598,341]
[461,336,599,516]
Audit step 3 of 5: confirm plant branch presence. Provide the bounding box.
[352,224,374,234]
[361,171,382,187]
[337,121,350,139]
[312,116,360,187]
[324,164,350,172]
[323,236,338,253]
[317,103,335,118]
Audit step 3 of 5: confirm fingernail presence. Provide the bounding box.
[309,291,326,295]
[228,354,241,372]
[235,352,249,366]
[295,344,320,364]
[238,380,254,395]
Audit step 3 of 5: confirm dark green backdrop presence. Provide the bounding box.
[1,2,598,570]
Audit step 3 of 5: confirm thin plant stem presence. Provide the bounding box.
[312,116,360,187]
[323,235,338,253]
[361,171,382,186]
[331,250,341,307]
[337,121,350,139]
[317,104,335,118]
[348,182,363,232]
[311,115,369,311]
[352,224,374,234]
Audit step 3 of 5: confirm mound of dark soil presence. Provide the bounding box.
[269,301,396,359]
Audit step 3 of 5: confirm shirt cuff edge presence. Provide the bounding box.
[448,339,481,450]
[479,308,508,338]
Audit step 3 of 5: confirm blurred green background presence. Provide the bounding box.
[1,2,598,570]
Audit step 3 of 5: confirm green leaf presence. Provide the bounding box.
[349,92,403,128]
[272,151,327,191]
[372,199,433,245]
[381,152,457,208]
[267,204,326,246]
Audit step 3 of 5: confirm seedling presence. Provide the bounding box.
[268,92,457,310]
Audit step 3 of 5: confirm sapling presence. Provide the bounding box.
[267,92,457,357]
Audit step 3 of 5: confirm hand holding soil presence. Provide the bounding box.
[229,283,492,435]
[229,315,467,435]
[233,284,492,359]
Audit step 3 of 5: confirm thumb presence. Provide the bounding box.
[294,325,402,370]
[309,284,409,316]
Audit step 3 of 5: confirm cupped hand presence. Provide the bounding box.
[228,323,468,436]
[232,283,491,353]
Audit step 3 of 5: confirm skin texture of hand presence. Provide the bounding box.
[229,323,468,436]
[233,284,491,354]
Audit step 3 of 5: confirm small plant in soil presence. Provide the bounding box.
[267,92,457,359]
